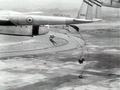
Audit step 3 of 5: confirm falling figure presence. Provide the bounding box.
[78,58,85,64]
[49,35,57,45]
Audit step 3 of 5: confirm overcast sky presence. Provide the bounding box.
[0,0,82,11]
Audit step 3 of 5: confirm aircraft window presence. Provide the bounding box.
[26,17,33,23]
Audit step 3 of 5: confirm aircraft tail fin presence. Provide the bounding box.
[93,0,102,19]
[77,0,102,20]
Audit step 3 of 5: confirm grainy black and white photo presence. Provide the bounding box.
[0,0,120,90]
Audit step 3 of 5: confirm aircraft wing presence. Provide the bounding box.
[0,16,15,25]
[0,16,9,21]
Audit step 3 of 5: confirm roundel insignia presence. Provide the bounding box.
[26,17,33,23]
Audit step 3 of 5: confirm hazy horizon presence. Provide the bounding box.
[0,0,82,11]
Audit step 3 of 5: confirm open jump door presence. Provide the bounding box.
[32,25,39,35]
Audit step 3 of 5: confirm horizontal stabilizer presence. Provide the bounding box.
[92,19,102,22]
[74,18,102,23]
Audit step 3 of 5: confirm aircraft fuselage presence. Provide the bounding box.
[102,0,120,8]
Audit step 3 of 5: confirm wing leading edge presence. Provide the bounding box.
[0,16,15,25]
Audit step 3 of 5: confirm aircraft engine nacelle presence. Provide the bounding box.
[0,25,49,36]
